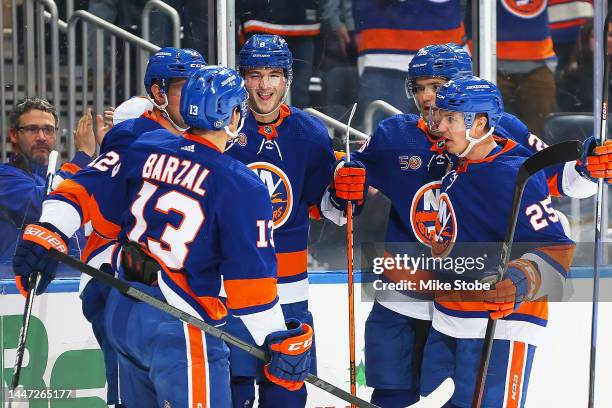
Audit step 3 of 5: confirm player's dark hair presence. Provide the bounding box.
[9,97,58,129]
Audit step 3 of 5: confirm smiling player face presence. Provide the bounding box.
[243,68,288,120]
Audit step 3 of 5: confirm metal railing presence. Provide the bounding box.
[67,10,160,157]
[141,0,181,47]
[363,99,402,135]
[304,108,369,142]
[0,0,62,161]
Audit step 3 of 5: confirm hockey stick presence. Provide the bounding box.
[10,150,59,392]
[344,102,358,405]
[471,141,583,408]
[588,7,612,407]
[48,249,381,408]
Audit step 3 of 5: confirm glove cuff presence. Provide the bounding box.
[22,223,69,254]
[508,259,541,300]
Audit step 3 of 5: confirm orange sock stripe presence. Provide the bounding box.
[187,324,207,408]
[505,341,526,408]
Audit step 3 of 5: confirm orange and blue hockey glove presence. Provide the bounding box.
[263,318,313,391]
[482,259,541,320]
[13,223,68,295]
[576,136,612,184]
[328,159,367,215]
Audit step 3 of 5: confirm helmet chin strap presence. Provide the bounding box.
[223,116,246,150]
[148,94,189,133]
[457,126,495,158]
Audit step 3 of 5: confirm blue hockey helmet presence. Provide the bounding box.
[180,66,249,131]
[406,43,473,98]
[238,34,293,81]
[434,75,504,130]
[144,47,207,96]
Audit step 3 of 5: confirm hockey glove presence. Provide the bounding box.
[263,318,313,391]
[328,159,367,215]
[482,259,541,320]
[13,223,68,295]
[576,136,612,184]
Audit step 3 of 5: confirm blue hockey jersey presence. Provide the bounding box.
[45,112,164,242]
[350,113,587,319]
[431,138,575,345]
[225,105,336,304]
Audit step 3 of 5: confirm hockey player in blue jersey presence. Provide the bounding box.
[16,47,206,406]
[13,66,314,407]
[422,75,575,407]
[325,42,600,407]
[222,34,346,408]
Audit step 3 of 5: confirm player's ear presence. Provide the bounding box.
[150,84,165,106]
[474,114,488,134]
[228,107,241,131]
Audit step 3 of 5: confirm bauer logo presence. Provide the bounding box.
[248,162,293,228]
[501,0,546,18]
[410,181,442,247]
[431,193,457,258]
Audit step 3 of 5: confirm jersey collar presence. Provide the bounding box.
[456,137,518,172]
[255,104,291,141]
[182,132,223,153]
[417,117,445,154]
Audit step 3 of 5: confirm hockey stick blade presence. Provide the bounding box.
[517,140,583,184]
[408,378,455,408]
[49,249,380,408]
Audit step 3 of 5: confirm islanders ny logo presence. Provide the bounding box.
[431,193,457,259]
[410,181,442,247]
[248,162,293,228]
[501,0,546,18]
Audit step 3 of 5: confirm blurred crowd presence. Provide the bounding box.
[1,0,605,270]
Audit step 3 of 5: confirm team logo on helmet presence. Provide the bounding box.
[237,132,248,147]
[214,120,224,128]
[501,0,546,18]
[248,162,293,228]
[410,181,442,247]
[431,193,457,259]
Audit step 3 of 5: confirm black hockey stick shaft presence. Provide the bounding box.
[11,151,58,392]
[48,249,380,408]
[472,141,583,408]
[589,7,612,407]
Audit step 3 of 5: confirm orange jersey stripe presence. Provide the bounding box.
[51,179,121,239]
[59,162,82,175]
[547,173,561,197]
[308,204,322,221]
[186,324,207,408]
[163,267,228,321]
[277,249,307,278]
[497,38,555,60]
[437,298,548,320]
[81,232,113,263]
[505,342,526,408]
[243,24,320,37]
[334,150,346,161]
[381,251,434,295]
[356,25,465,54]
[224,277,278,311]
[535,243,576,275]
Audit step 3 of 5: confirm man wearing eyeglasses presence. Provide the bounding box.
[0,97,96,260]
